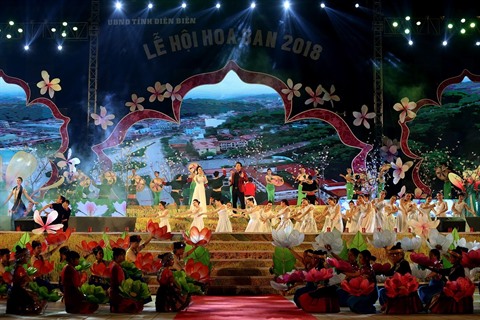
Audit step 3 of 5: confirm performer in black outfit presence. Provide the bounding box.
[230,162,248,209]
[209,169,227,202]
[39,195,68,226]
[300,175,318,204]
[166,174,187,206]
[3,177,37,230]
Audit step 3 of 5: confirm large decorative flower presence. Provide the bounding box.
[164,83,182,101]
[410,253,435,268]
[390,157,414,184]
[113,201,127,217]
[313,229,343,254]
[372,262,392,275]
[125,94,145,112]
[304,85,325,107]
[326,257,355,273]
[91,262,112,278]
[135,252,162,274]
[81,240,106,253]
[147,220,173,240]
[303,267,334,283]
[340,276,375,296]
[353,105,375,129]
[77,201,108,217]
[393,97,417,123]
[185,259,210,283]
[461,249,480,269]
[91,106,115,130]
[110,237,130,249]
[56,148,81,173]
[408,219,440,239]
[443,277,475,302]
[380,137,399,162]
[147,81,166,102]
[426,229,453,253]
[371,230,396,248]
[271,225,305,248]
[400,236,422,252]
[36,70,61,98]
[182,227,212,246]
[45,228,72,246]
[275,270,305,284]
[384,272,419,298]
[32,210,63,234]
[410,263,430,281]
[281,78,302,101]
[33,260,55,277]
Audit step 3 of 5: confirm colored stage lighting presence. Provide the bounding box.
[62,22,68,26]
[320,2,326,9]
[216,2,221,9]
[283,1,290,10]
[408,40,413,46]
[181,2,187,8]
[250,2,256,9]
[24,45,29,50]
[115,1,122,10]
[17,28,23,33]
[148,3,153,9]
[442,40,448,46]
[57,45,63,51]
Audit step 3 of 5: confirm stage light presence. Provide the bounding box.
[6,34,12,39]
[73,26,78,31]
[283,1,290,10]
[416,21,421,26]
[354,3,359,8]
[216,2,221,9]
[460,18,466,23]
[115,1,122,10]
[320,2,326,9]
[57,45,63,51]
[470,22,476,28]
[62,22,68,27]
[476,41,480,46]
[250,2,256,9]
[181,2,187,8]
[404,28,410,34]
[447,23,453,29]
[442,40,448,46]
[408,40,413,46]
[61,31,67,37]
[17,28,23,33]
[392,21,399,28]
[460,28,466,34]
[24,45,29,51]
[148,3,153,9]
[405,16,410,21]
[8,21,14,26]
[51,27,57,32]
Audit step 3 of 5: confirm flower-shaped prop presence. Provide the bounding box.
[408,219,440,239]
[110,237,130,249]
[32,210,64,234]
[81,283,109,304]
[326,257,355,273]
[400,236,422,252]
[81,240,106,253]
[313,229,344,254]
[426,229,453,253]
[371,230,396,248]
[134,252,162,275]
[119,278,151,301]
[29,282,62,302]
[45,228,72,246]
[272,225,305,248]
[340,276,375,296]
[185,259,210,284]
[384,273,419,298]
[410,253,435,268]
[275,269,305,284]
[32,260,55,278]
[147,220,173,240]
[26,241,48,255]
[90,262,112,278]
[461,249,480,269]
[303,267,334,283]
[410,263,430,282]
[372,262,392,275]
[443,277,475,302]
[182,227,212,246]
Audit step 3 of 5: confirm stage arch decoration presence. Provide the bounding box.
[92,60,372,172]
[396,69,480,197]
[0,69,70,192]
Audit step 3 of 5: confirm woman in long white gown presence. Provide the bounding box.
[372,190,387,231]
[275,199,293,231]
[344,200,360,233]
[186,199,207,230]
[417,195,435,223]
[191,166,208,213]
[296,198,318,233]
[259,201,274,233]
[212,199,233,233]
[451,193,475,231]
[156,201,171,232]
[383,196,398,231]
[321,197,343,232]
[242,197,262,232]
[357,194,374,233]
[398,193,415,232]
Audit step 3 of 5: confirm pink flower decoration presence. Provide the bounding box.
[391,157,413,184]
[281,78,302,101]
[408,219,440,239]
[304,85,325,107]
[91,106,115,130]
[303,267,334,283]
[384,272,419,298]
[380,137,399,162]
[32,210,64,234]
[125,94,145,112]
[393,97,417,123]
[352,105,375,129]
[147,81,166,102]
[36,70,61,98]
[164,83,182,101]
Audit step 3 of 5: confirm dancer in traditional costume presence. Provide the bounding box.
[296,198,318,233]
[344,200,359,233]
[157,201,171,232]
[294,167,308,205]
[191,166,208,213]
[275,199,293,231]
[451,193,475,231]
[212,199,234,233]
[184,199,207,230]
[398,193,415,232]
[357,195,374,233]
[340,168,355,200]
[372,190,387,231]
[383,196,398,231]
[433,192,448,218]
[321,197,342,232]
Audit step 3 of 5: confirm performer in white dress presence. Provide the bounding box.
[156,201,171,232]
[321,197,343,232]
[212,199,234,233]
[190,166,208,213]
[185,199,207,230]
[296,198,318,233]
[259,201,274,233]
[383,196,398,231]
[372,190,387,231]
[398,193,415,232]
[433,192,448,218]
[344,200,360,233]
[417,195,435,223]
[242,197,262,232]
[451,193,475,231]
[357,194,374,233]
[274,199,293,231]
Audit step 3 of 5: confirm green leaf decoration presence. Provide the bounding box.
[173,270,203,294]
[348,231,367,251]
[25,265,37,276]
[103,247,113,261]
[75,259,92,271]
[442,256,452,269]
[13,232,30,250]
[81,283,109,304]
[186,246,212,271]
[449,228,459,250]
[102,232,110,246]
[338,240,349,261]
[120,231,128,239]
[272,247,296,276]
[28,282,62,302]
[121,261,143,280]
[119,278,151,301]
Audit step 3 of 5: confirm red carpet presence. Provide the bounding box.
[174,295,318,320]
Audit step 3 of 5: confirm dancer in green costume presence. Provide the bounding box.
[340,168,355,200]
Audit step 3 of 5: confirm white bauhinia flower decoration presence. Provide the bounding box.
[113,201,127,217]
[400,236,422,251]
[466,241,480,251]
[272,225,305,248]
[391,157,414,184]
[77,201,108,217]
[125,94,145,112]
[313,228,343,254]
[56,148,80,173]
[426,229,453,253]
[281,78,302,101]
[36,70,61,98]
[304,85,325,107]
[393,97,417,123]
[352,105,376,129]
[91,106,115,130]
[371,230,396,248]
[410,263,429,281]
[408,219,440,239]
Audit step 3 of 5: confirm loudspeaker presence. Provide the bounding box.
[466,217,480,232]
[69,217,137,232]
[436,217,465,232]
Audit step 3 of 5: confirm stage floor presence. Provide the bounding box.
[0,295,479,319]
